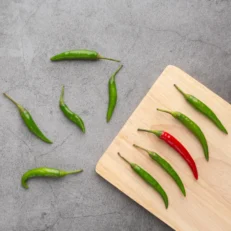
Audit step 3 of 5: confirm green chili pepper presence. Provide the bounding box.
[118,152,168,208]
[59,86,85,133]
[157,108,209,161]
[133,144,186,196]
[21,167,83,189]
[3,93,52,144]
[50,49,120,62]
[106,65,123,122]
[174,84,228,134]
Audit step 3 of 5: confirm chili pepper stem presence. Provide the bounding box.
[3,93,24,111]
[60,85,65,104]
[97,55,120,62]
[137,128,162,138]
[174,84,186,97]
[109,65,123,84]
[157,108,173,115]
[133,144,149,153]
[118,152,131,165]
[113,65,123,76]
[133,144,158,159]
[65,169,83,175]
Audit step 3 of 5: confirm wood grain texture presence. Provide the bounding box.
[96,65,231,231]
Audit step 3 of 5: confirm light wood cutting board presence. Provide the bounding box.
[96,65,231,231]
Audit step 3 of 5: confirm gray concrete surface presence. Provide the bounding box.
[1,0,231,230]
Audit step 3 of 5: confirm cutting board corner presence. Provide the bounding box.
[95,65,231,231]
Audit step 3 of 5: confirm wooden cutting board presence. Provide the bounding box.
[96,65,231,231]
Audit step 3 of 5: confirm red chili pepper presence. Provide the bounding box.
[138,129,198,180]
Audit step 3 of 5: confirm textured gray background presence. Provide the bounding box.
[1,0,231,230]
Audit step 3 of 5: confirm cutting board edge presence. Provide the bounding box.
[165,65,231,108]
[95,65,173,170]
[95,162,177,231]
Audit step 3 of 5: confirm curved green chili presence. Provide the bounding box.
[133,144,186,196]
[3,93,52,144]
[59,86,85,133]
[157,108,209,161]
[106,65,123,122]
[21,167,83,189]
[118,152,168,208]
[174,84,228,134]
[50,49,120,62]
